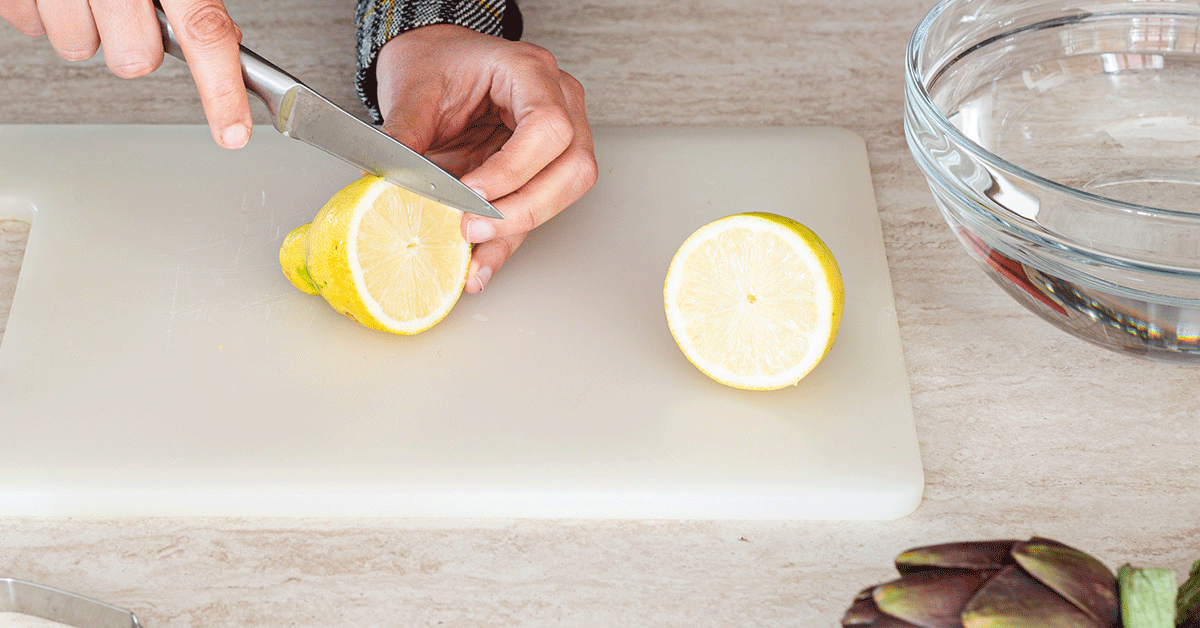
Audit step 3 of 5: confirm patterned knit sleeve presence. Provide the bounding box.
[355,0,523,124]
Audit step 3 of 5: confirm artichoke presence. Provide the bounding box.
[841,537,1187,628]
[1180,560,1200,628]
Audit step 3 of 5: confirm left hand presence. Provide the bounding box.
[374,24,598,294]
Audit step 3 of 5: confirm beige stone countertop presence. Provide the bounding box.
[1,1,1198,627]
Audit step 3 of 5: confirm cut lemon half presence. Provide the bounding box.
[663,212,844,390]
[280,175,471,335]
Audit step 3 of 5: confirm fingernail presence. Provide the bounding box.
[221,124,249,149]
[472,265,493,293]
[465,219,495,243]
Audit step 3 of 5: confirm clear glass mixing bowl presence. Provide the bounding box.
[906,0,1200,362]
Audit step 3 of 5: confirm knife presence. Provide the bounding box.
[154,7,503,219]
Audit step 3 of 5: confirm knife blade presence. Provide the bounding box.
[154,7,503,219]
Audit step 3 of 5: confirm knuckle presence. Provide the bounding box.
[203,79,245,106]
[573,151,600,192]
[558,72,588,112]
[534,109,575,152]
[559,71,585,96]
[477,236,518,270]
[497,236,519,262]
[504,208,537,235]
[490,157,524,190]
[108,53,159,78]
[57,45,98,62]
[511,41,558,69]
[520,210,538,233]
[181,4,241,48]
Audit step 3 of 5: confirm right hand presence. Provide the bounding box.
[0,0,253,149]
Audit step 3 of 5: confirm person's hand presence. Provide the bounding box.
[375,24,598,294]
[0,0,252,149]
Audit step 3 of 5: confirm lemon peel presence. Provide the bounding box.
[280,222,319,295]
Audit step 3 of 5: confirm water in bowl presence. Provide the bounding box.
[923,7,1200,360]
[943,12,1200,214]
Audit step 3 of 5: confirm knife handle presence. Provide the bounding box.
[155,6,301,121]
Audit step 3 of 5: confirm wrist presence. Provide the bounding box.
[355,0,519,123]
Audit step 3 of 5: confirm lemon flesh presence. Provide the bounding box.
[282,175,471,335]
[663,212,844,390]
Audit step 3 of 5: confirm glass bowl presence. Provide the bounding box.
[905,0,1200,362]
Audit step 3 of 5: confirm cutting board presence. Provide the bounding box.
[0,125,922,519]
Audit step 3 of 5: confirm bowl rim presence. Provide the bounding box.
[905,0,1200,225]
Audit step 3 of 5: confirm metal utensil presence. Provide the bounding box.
[153,7,502,219]
[1,578,141,628]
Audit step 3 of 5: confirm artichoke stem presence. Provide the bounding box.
[1118,564,1176,628]
[1177,560,1200,628]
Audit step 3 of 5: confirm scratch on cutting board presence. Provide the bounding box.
[168,236,239,258]
[233,236,246,267]
[255,293,294,329]
[232,191,254,266]
[216,292,296,328]
[230,189,283,268]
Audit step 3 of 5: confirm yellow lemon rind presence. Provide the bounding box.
[280,222,319,295]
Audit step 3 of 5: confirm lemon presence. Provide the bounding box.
[280,222,319,295]
[663,212,844,390]
[279,175,471,335]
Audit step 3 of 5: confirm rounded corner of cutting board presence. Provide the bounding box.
[0,197,37,223]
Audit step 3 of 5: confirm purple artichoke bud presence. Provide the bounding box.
[842,538,1119,628]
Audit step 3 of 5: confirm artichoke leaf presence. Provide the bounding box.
[1012,538,1119,627]
[963,565,1105,628]
[896,541,1021,575]
[875,570,993,628]
[843,588,926,628]
[1177,559,1200,628]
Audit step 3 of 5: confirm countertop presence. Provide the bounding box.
[1,1,1197,626]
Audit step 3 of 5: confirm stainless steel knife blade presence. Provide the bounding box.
[275,85,503,218]
[155,7,502,219]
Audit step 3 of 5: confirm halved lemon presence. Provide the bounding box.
[663,212,843,390]
[279,175,471,335]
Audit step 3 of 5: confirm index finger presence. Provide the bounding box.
[160,0,251,149]
[0,0,46,36]
[458,47,575,201]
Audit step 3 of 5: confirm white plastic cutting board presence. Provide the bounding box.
[0,125,922,519]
